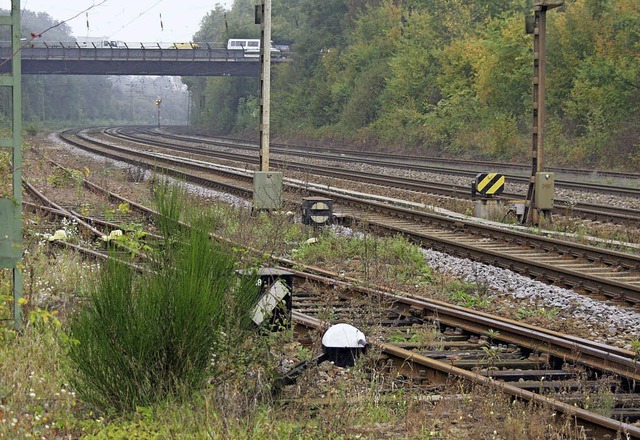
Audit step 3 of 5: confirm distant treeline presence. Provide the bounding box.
[187,0,639,169]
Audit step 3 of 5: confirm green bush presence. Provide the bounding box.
[67,184,261,412]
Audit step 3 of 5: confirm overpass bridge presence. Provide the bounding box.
[0,42,284,76]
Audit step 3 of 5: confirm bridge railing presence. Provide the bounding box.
[0,42,266,63]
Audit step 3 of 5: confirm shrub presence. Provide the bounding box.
[24,124,41,136]
[66,183,261,412]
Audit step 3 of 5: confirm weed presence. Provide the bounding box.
[446,279,491,308]
[117,202,131,214]
[293,232,432,286]
[103,208,115,222]
[25,124,40,136]
[105,222,152,255]
[630,339,640,357]
[583,380,617,417]
[481,346,501,370]
[517,306,560,321]
[448,290,490,308]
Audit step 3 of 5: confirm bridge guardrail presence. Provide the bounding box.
[0,42,287,75]
[1,47,250,62]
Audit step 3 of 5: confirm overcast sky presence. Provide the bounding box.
[15,0,234,43]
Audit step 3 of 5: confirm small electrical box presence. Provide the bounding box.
[535,172,555,210]
[302,197,333,226]
[253,171,283,211]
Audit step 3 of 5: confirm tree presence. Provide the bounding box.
[548,0,640,165]
[11,9,124,125]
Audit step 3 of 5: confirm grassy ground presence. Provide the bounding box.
[0,197,598,439]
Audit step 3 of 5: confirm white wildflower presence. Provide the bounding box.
[48,229,68,242]
[101,229,123,242]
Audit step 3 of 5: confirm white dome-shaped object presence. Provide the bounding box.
[321,324,367,367]
[322,323,366,349]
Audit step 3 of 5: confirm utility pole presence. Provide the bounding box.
[252,0,283,211]
[259,0,272,172]
[522,1,563,225]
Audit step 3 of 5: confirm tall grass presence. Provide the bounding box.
[67,181,261,412]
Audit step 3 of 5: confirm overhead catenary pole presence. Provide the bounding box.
[155,97,162,128]
[0,0,23,329]
[259,0,271,172]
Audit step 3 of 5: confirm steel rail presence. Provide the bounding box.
[26,161,640,437]
[148,126,640,181]
[282,265,640,381]
[26,163,638,375]
[58,129,254,199]
[63,129,640,302]
[104,127,640,225]
[126,127,640,197]
[29,178,639,437]
[325,198,640,302]
[22,180,105,238]
[293,310,640,439]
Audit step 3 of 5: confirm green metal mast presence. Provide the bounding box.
[0,0,23,330]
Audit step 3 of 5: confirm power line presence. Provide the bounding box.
[107,0,164,39]
[1,0,108,69]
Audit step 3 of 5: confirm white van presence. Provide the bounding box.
[227,39,281,57]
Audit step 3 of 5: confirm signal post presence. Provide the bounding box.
[522,1,563,225]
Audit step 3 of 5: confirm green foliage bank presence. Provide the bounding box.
[188,0,639,169]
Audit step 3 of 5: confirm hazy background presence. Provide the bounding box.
[3,0,233,43]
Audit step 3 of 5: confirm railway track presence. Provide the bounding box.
[60,127,640,304]
[23,163,640,438]
[289,277,640,438]
[120,126,640,197]
[159,126,640,182]
[102,127,640,226]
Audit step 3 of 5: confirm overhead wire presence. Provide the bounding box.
[1,0,108,68]
[15,0,347,47]
[215,0,348,39]
[106,0,164,39]
[20,0,108,36]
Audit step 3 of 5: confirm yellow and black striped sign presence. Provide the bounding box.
[475,173,505,196]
